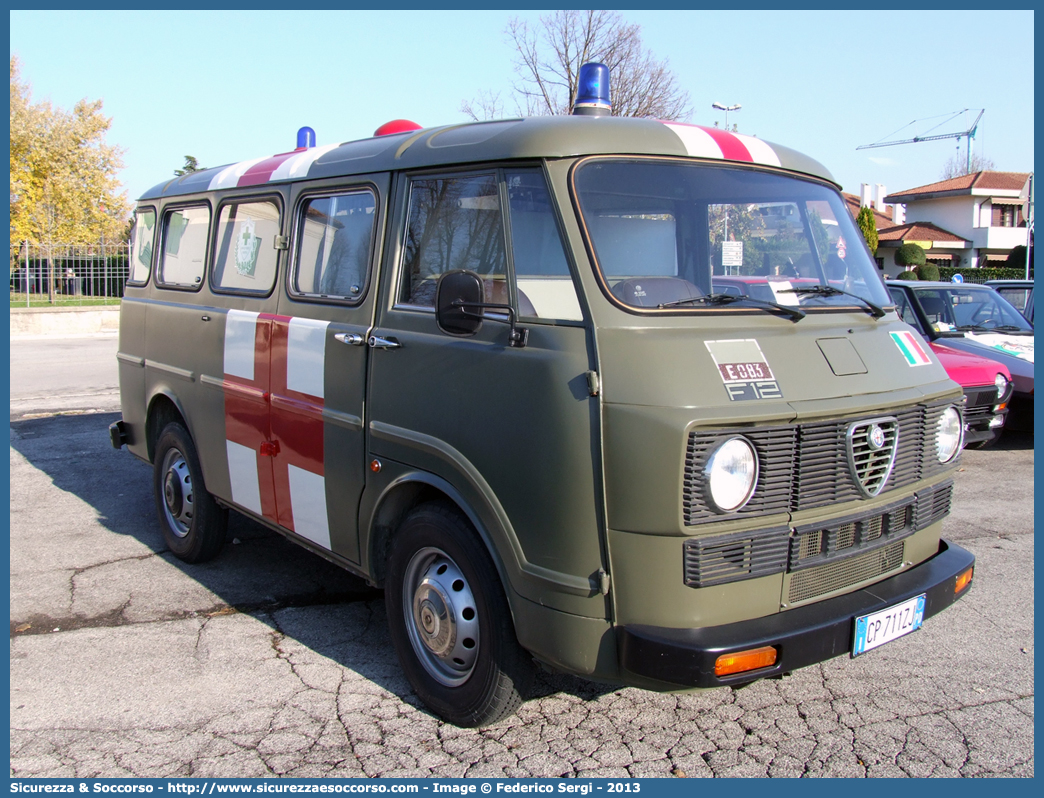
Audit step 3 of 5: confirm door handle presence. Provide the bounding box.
[334,332,366,346]
[368,335,402,350]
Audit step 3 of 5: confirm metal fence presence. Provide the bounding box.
[9,241,131,307]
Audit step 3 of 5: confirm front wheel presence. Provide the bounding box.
[153,422,228,563]
[385,502,534,727]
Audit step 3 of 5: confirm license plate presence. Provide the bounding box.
[852,594,926,656]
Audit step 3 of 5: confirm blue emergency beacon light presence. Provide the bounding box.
[297,126,316,149]
[572,63,612,117]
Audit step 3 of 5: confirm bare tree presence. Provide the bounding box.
[461,11,690,121]
[459,90,505,123]
[940,152,995,180]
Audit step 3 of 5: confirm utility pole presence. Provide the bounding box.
[712,102,741,131]
[1025,174,1034,280]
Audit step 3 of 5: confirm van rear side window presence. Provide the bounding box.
[212,199,280,295]
[292,190,376,302]
[128,209,156,285]
[159,205,210,289]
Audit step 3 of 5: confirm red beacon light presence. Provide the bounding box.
[374,119,423,137]
[296,126,316,151]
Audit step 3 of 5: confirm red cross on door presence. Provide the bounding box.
[223,310,330,549]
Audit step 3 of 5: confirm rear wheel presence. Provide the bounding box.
[385,502,534,727]
[153,422,227,563]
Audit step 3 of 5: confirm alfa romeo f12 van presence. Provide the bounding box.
[112,64,975,726]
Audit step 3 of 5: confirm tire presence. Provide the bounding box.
[385,502,534,727]
[153,422,228,563]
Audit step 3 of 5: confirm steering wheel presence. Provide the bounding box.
[970,307,998,328]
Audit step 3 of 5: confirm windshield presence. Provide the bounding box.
[907,285,1033,334]
[573,159,892,313]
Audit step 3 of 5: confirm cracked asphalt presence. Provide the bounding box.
[9,337,1034,778]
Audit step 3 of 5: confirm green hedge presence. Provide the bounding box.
[936,265,1029,285]
[917,263,940,281]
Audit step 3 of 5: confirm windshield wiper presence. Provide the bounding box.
[958,324,1032,334]
[658,292,805,322]
[777,284,886,319]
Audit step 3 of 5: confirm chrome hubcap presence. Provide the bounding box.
[161,448,193,538]
[403,547,479,686]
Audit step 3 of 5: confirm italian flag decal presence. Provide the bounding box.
[890,331,932,366]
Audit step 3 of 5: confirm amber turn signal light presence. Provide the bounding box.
[715,645,777,677]
[955,566,973,594]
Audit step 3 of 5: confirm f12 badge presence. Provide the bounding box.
[705,339,782,401]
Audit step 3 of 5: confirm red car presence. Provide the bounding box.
[929,343,1013,448]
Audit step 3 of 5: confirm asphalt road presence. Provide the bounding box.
[10,332,120,418]
[9,337,1035,778]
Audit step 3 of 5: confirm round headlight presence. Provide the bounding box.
[704,436,759,512]
[935,406,964,463]
[994,373,1009,399]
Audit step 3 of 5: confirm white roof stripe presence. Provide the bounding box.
[663,123,723,160]
[208,156,269,191]
[735,133,781,168]
[270,143,340,182]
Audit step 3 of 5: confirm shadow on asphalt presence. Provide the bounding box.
[9,412,615,716]
[988,430,1034,451]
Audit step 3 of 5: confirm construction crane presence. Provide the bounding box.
[857,109,985,174]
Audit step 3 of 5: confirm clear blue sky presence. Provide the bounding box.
[11,9,1035,208]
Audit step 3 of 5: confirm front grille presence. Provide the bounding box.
[964,388,997,425]
[683,427,795,523]
[788,541,905,603]
[964,388,997,408]
[912,480,954,529]
[682,526,790,588]
[683,400,958,524]
[682,480,953,593]
[788,499,915,572]
[847,418,899,497]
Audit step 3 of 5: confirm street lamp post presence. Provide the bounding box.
[712,102,741,131]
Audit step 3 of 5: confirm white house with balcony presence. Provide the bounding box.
[876,171,1031,275]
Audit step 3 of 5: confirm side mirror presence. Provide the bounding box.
[435,269,529,347]
[436,270,484,336]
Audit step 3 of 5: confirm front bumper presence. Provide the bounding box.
[618,538,974,688]
[964,414,1005,446]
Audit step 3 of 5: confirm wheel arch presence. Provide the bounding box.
[365,471,514,602]
[144,390,191,464]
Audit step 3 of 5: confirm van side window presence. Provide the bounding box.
[506,170,583,321]
[212,199,281,295]
[292,190,376,301]
[399,174,506,308]
[127,209,156,285]
[158,205,210,289]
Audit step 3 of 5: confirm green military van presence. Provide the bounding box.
[111,65,975,727]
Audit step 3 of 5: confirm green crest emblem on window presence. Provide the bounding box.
[235,219,261,277]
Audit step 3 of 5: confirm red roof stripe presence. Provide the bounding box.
[237,152,300,187]
[700,127,753,162]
